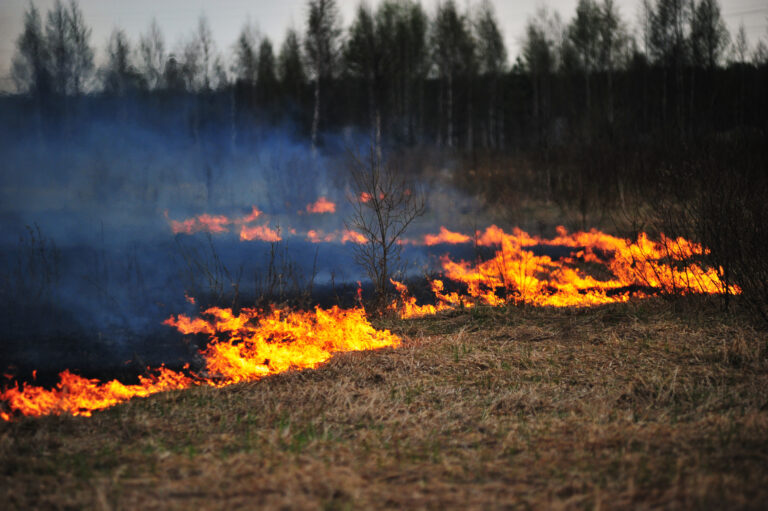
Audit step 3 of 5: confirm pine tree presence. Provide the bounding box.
[304,0,341,152]
[138,19,166,90]
[278,29,306,102]
[475,0,507,148]
[11,3,51,97]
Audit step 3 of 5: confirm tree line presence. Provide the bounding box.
[9,0,768,150]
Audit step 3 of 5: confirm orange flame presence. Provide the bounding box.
[1,306,400,420]
[388,279,454,319]
[166,207,264,235]
[168,306,399,385]
[306,197,336,214]
[238,206,262,224]
[240,224,282,242]
[390,226,738,317]
[423,227,471,246]
[341,229,367,244]
[0,367,194,419]
[307,229,337,243]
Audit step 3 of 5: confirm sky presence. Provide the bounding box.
[0,0,766,91]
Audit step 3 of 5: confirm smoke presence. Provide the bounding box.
[0,94,492,374]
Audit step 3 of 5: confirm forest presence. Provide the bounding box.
[6,0,768,148]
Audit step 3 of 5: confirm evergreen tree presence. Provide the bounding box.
[598,0,627,124]
[278,29,306,101]
[11,3,51,97]
[396,1,429,143]
[690,0,728,70]
[650,0,690,127]
[45,0,71,95]
[431,0,475,148]
[304,0,342,151]
[568,0,602,122]
[67,0,93,95]
[257,38,278,104]
[523,9,557,143]
[102,29,140,95]
[139,19,165,90]
[345,3,381,139]
[474,0,507,148]
[233,25,258,85]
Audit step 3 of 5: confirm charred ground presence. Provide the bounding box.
[2,297,766,510]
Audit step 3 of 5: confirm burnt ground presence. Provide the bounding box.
[1,297,767,510]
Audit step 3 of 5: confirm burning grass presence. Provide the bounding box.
[390,226,736,318]
[2,298,767,509]
[1,306,400,420]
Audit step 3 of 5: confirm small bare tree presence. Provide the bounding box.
[346,146,426,308]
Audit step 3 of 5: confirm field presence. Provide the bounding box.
[2,298,767,510]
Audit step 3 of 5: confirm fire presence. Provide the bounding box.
[390,226,738,316]
[239,206,262,224]
[307,229,336,243]
[1,223,736,419]
[423,227,471,246]
[306,197,336,214]
[167,306,399,385]
[0,367,193,419]
[341,229,367,244]
[475,225,537,247]
[166,207,265,235]
[167,213,230,234]
[389,279,454,318]
[1,306,400,420]
[240,224,282,242]
[306,229,367,244]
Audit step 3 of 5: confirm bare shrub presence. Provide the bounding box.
[644,133,768,322]
[346,145,425,309]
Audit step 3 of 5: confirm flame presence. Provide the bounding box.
[306,197,336,214]
[2,224,736,418]
[167,306,399,385]
[341,229,367,244]
[1,306,400,420]
[166,207,264,235]
[240,224,282,242]
[167,213,229,235]
[307,229,337,243]
[306,229,367,244]
[390,226,738,317]
[0,367,194,419]
[389,279,454,318]
[238,206,262,224]
[422,227,471,246]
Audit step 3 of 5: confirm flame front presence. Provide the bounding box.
[240,223,282,242]
[1,223,736,419]
[0,367,193,420]
[1,306,400,420]
[389,226,738,316]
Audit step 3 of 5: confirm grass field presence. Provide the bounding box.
[2,298,767,510]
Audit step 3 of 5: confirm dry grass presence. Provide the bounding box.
[2,298,767,510]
